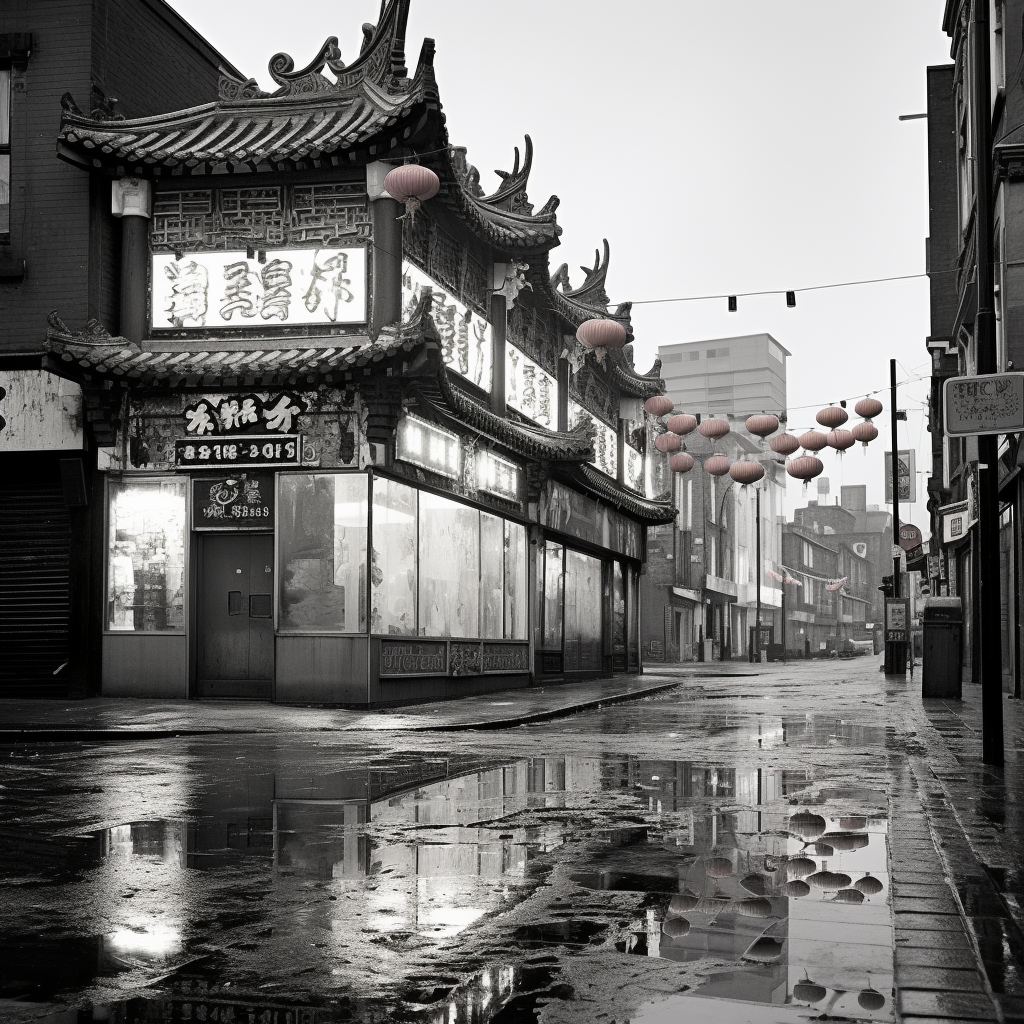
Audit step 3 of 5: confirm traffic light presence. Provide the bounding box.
[878,575,894,597]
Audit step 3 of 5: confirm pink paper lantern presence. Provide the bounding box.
[816,406,848,429]
[826,428,855,452]
[787,455,824,481]
[576,318,627,350]
[854,397,883,419]
[852,420,878,446]
[654,432,681,453]
[698,417,730,440]
[799,430,827,453]
[667,414,698,436]
[704,454,731,476]
[769,432,800,456]
[730,461,765,485]
[669,452,695,473]
[745,414,780,438]
[644,396,674,418]
[383,164,440,218]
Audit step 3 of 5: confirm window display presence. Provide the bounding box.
[278,473,368,632]
[480,513,504,639]
[504,521,528,641]
[371,477,418,635]
[107,478,187,631]
[564,549,602,670]
[543,541,563,650]
[419,492,479,638]
[612,561,626,662]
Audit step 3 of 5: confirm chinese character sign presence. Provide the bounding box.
[506,342,557,428]
[943,372,1024,436]
[569,400,618,479]
[884,449,917,504]
[183,393,307,437]
[192,471,275,529]
[623,444,644,494]
[401,264,492,392]
[151,248,367,329]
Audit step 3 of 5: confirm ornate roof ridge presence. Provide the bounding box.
[563,463,676,524]
[551,238,611,306]
[607,344,666,398]
[218,0,413,101]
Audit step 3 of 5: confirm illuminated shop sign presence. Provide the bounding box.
[151,247,367,329]
[476,450,520,502]
[569,400,618,479]
[623,444,644,493]
[401,264,492,391]
[506,343,556,427]
[175,435,301,468]
[183,393,306,436]
[396,414,462,479]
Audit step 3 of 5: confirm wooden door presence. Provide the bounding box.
[197,533,274,698]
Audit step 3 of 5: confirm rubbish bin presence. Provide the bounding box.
[922,597,962,698]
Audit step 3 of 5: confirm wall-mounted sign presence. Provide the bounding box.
[380,640,447,676]
[569,401,618,479]
[402,263,492,391]
[943,372,1024,436]
[183,393,307,436]
[623,443,644,494]
[884,449,917,504]
[151,247,367,329]
[192,471,274,529]
[396,414,461,479]
[940,500,971,544]
[175,435,301,468]
[506,342,557,427]
[476,449,520,502]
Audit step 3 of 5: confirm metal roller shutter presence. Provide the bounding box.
[0,470,71,697]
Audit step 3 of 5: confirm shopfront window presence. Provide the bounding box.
[564,549,602,670]
[278,473,368,632]
[612,561,626,661]
[504,521,528,640]
[371,477,418,635]
[107,478,187,631]
[480,512,504,639]
[419,491,480,638]
[543,541,563,650]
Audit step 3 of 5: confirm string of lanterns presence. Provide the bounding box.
[642,395,884,486]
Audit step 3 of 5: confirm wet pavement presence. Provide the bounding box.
[0,657,1021,1023]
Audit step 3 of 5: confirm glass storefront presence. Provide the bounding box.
[278,473,368,632]
[543,541,564,650]
[564,549,602,670]
[107,478,187,631]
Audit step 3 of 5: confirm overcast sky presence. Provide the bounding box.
[167,0,952,525]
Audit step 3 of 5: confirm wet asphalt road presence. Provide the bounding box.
[0,658,1018,1023]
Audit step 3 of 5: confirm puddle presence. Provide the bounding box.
[1,752,894,1022]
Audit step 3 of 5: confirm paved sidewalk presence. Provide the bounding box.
[0,664,757,741]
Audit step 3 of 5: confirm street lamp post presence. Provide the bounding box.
[755,484,762,659]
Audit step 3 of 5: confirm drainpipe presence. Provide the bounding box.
[111,177,152,343]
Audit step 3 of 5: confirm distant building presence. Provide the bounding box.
[658,334,789,420]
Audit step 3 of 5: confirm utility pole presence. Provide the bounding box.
[888,359,907,676]
[755,484,762,660]
[972,0,1004,764]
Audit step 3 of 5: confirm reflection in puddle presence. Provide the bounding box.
[3,751,894,1022]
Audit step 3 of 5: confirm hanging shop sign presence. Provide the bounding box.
[940,500,971,544]
[183,393,307,436]
[396,414,461,479]
[401,263,492,391]
[151,247,367,329]
[623,443,644,494]
[175,435,301,468]
[943,372,1024,436]
[506,342,557,427]
[192,471,275,529]
[476,449,520,502]
[884,449,917,504]
[898,523,923,551]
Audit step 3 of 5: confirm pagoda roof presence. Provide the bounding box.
[561,463,676,524]
[549,239,632,339]
[41,310,428,390]
[608,346,666,399]
[56,0,440,175]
